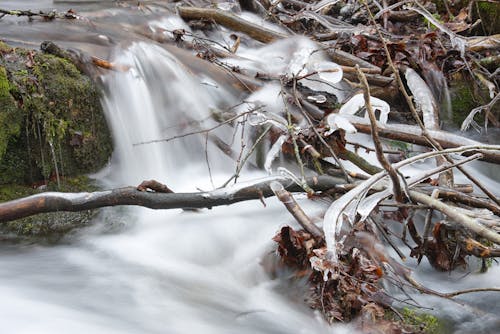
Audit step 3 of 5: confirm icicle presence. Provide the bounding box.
[405,68,439,129]
[313,61,343,84]
[264,135,289,173]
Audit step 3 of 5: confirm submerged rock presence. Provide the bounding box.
[0,40,112,185]
[0,176,100,244]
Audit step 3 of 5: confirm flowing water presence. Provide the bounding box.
[0,2,499,333]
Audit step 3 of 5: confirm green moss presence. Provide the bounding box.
[399,307,445,334]
[0,41,12,54]
[0,66,23,161]
[446,72,492,129]
[0,42,112,185]
[476,1,500,35]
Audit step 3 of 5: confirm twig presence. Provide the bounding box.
[369,217,406,260]
[271,181,324,243]
[461,93,500,132]
[290,82,352,183]
[133,108,261,146]
[405,273,500,298]
[356,65,403,202]
[222,124,272,187]
[418,189,439,264]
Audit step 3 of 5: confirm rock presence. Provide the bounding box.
[0,41,112,185]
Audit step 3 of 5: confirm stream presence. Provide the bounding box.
[0,1,499,333]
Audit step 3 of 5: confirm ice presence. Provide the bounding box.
[325,113,357,135]
[270,180,284,193]
[313,61,343,84]
[339,93,390,124]
[264,135,288,173]
[405,68,438,129]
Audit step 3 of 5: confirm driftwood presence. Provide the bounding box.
[0,175,344,223]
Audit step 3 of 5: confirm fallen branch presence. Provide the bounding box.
[271,181,324,243]
[0,8,78,20]
[344,115,500,165]
[0,175,344,223]
[357,65,403,201]
[177,6,287,43]
[409,190,500,244]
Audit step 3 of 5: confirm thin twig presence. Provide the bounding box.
[356,65,403,202]
[221,124,273,187]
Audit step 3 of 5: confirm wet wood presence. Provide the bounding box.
[346,117,500,164]
[177,6,287,43]
[0,175,344,223]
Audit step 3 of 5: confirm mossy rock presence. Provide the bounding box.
[445,71,497,131]
[0,40,112,185]
[0,65,22,161]
[399,307,446,334]
[0,176,100,244]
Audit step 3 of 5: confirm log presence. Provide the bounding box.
[0,175,344,223]
[177,7,287,43]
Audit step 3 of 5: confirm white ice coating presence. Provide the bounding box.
[405,68,439,129]
[269,180,285,193]
[356,189,392,222]
[264,134,289,173]
[237,83,287,120]
[226,37,344,100]
[314,61,343,84]
[325,113,357,135]
[338,93,390,124]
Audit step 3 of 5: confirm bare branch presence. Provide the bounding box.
[0,175,345,223]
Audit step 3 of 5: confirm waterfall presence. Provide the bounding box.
[100,42,238,189]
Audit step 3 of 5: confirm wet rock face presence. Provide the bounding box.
[0,41,112,185]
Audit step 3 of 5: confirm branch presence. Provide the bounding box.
[0,175,345,223]
[271,181,324,243]
[409,190,500,245]
[177,6,287,43]
[344,115,500,165]
[0,8,78,20]
[356,65,403,201]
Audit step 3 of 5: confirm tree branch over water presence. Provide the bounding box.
[0,175,345,223]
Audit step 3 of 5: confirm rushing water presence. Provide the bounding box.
[0,2,499,333]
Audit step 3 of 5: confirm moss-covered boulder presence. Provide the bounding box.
[0,41,112,185]
[0,176,102,243]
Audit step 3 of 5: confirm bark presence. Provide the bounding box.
[0,175,344,223]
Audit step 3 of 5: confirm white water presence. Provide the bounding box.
[0,42,355,333]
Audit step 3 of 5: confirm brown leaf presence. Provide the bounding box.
[273,226,309,268]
